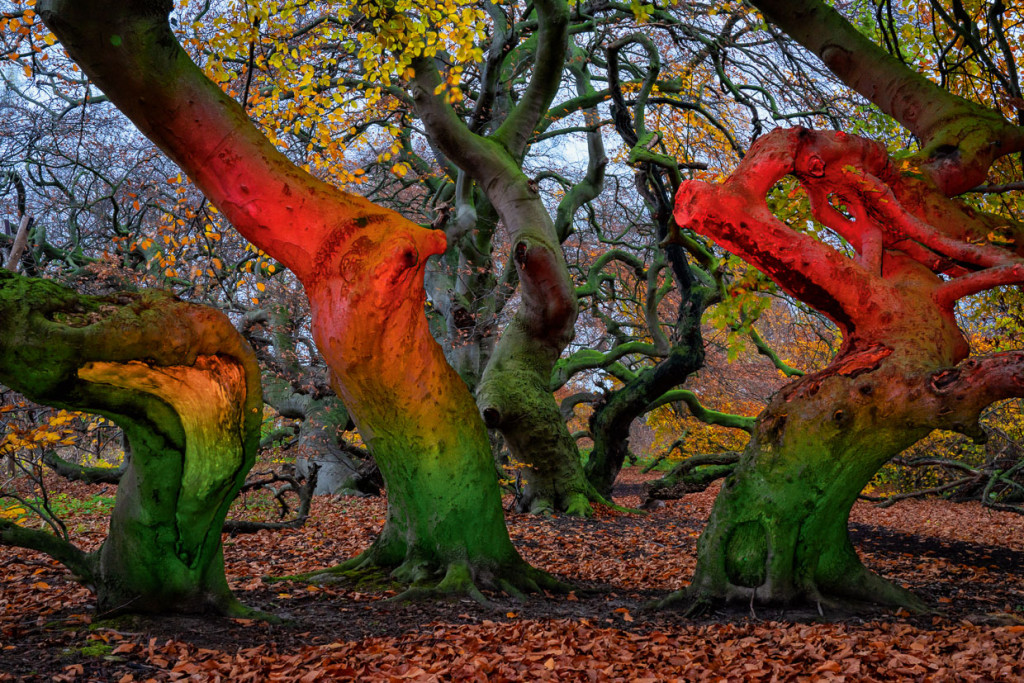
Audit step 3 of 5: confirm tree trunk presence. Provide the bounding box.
[0,271,261,616]
[687,349,934,610]
[305,269,542,589]
[685,316,1024,611]
[408,1,596,516]
[480,337,593,515]
[670,120,1024,611]
[261,373,375,497]
[586,345,704,497]
[40,0,551,597]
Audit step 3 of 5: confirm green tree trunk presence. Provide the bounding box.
[0,270,261,615]
[687,350,934,609]
[409,2,598,516]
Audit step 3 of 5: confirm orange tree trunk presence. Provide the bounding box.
[39,0,552,595]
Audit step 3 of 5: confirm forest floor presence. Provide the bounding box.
[1,468,1023,681]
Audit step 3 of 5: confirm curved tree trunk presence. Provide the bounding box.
[0,271,261,615]
[665,0,1024,611]
[688,347,935,609]
[39,0,549,596]
[671,120,1024,610]
[586,346,704,498]
[687,333,1024,610]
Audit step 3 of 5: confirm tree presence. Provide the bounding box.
[402,0,601,516]
[137,0,847,516]
[665,0,1024,611]
[38,0,557,598]
[0,270,261,615]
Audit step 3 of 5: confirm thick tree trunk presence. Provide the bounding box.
[0,271,261,615]
[687,351,933,610]
[480,331,592,515]
[473,231,589,516]
[304,270,549,592]
[687,326,1024,611]
[670,118,1024,610]
[40,0,549,597]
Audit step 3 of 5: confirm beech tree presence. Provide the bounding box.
[37,0,561,598]
[0,270,261,615]
[667,0,1024,610]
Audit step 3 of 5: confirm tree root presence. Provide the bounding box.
[823,561,931,615]
[647,589,713,618]
[650,564,932,618]
[516,483,647,517]
[221,598,283,624]
[589,488,647,516]
[561,493,593,518]
[269,547,571,608]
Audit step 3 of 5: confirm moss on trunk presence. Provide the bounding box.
[678,355,933,611]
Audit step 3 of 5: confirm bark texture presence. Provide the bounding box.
[408,1,594,515]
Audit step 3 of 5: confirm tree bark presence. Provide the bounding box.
[408,2,594,516]
[670,122,1024,611]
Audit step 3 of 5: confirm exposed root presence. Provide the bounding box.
[590,488,647,516]
[390,563,493,607]
[222,599,283,624]
[270,546,571,608]
[650,563,932,618]
[647,588,712,617]
[387,559,570,608]
[517,484,645,517]
[822,562,932,615]
[562,493,593,518]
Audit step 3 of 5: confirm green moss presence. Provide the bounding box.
[70,643,114,658]
[724,519,768,588]
[88,615,140,632]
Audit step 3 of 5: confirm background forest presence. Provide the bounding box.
[1,0,1024,678]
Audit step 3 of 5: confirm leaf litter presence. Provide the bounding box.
[1,470,1022,681]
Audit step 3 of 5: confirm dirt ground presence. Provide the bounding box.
[1,469,1022,681]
